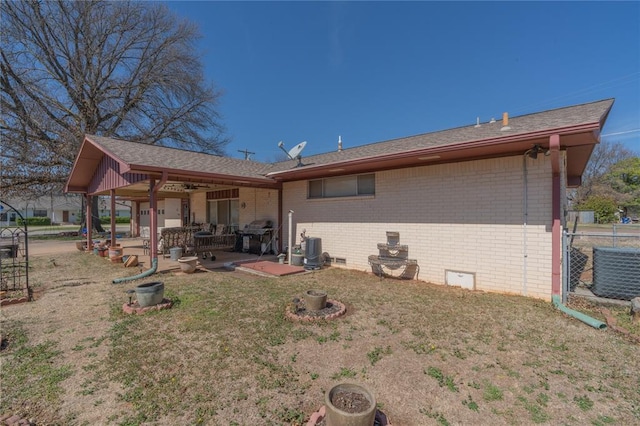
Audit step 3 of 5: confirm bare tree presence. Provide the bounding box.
[1,0,228,229]
[570,141,634,206]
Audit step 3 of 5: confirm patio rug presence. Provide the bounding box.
[235,260,306,277]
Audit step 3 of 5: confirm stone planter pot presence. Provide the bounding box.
[178,256,198,274]
[324,383,376,426]
[304,289,327,311]
[135,281,164,307]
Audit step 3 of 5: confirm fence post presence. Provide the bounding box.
[612,223,617,247]
[562,230,568,304]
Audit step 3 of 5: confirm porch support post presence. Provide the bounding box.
[110,190,117,245]
[85,194,92,250]
[550,134,562,296]
[149,171,168,263]
[135,201,141,237]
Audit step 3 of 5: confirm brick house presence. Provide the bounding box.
[65,98,614,300]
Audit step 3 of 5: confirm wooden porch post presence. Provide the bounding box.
[134,201,141,237]
[110,190,117,246]
[85,194,92,251]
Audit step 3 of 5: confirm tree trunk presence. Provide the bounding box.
[78,196,105,234]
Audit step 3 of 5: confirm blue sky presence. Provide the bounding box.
[166,1,640,161]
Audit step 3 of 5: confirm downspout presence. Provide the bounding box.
[548,134,606,329]
[112,258,158,284]
[112,173,167,284]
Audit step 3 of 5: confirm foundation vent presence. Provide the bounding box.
[445,270,475,290]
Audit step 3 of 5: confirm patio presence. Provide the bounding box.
[95,237,303,279]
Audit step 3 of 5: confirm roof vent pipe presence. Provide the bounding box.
[501,112,511,131]
[338,135,343,152]
[474,117,481,128]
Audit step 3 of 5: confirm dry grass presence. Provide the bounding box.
[1,251,639,425]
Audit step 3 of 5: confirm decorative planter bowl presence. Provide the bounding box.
[304,289,327,311]
[135,281,164,307]
[325,383,376,426]
[178,256,198,274]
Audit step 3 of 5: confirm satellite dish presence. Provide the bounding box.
[287,141,306,160]
[277,140,307,167]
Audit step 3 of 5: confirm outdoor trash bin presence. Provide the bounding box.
[169,247,183,261]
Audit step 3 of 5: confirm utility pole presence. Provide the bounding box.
[237,148,255,160]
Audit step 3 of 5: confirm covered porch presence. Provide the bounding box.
[65,135,283,281]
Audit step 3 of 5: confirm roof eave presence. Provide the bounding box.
[64,136,132,193]
[267,122,603,181]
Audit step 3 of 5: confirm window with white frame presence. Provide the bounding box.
[308,173,375,199]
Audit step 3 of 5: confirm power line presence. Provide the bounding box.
[237,148,255,160]
[601,129,640,137]
[508,72,640,116]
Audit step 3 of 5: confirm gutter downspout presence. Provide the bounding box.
[113,258,158,284]
[112,173,167,284]
[552,294,606,329]
[548,134,606,329]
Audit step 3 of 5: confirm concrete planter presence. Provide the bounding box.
[324,383,376,426]
[178,256,198,274]
[304,289,327,311]
[135,282,164,307]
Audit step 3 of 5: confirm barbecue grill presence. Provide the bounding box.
[240,219,274,254]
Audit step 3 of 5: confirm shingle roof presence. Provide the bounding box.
[86,134,275,179]
[268,98,614,173]
[81,98,613,184]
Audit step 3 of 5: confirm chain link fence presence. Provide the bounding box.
[564,224,640,303]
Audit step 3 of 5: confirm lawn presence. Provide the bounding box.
[1,251,638,425]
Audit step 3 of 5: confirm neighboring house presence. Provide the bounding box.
[1,194,82,225]
[0,194,131,225]
[65,99,614,300]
